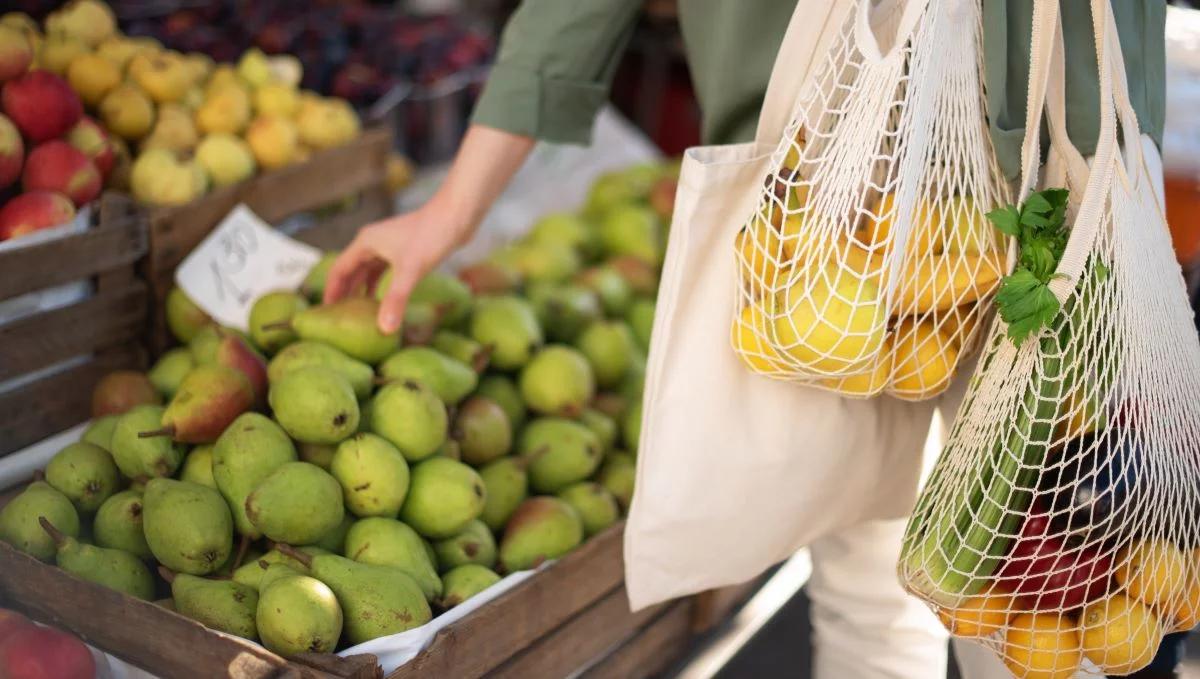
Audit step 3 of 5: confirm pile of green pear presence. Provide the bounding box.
[0,161,676,659]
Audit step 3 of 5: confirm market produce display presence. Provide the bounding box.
[0,0,378,243]
[0,608,96,679]
[0,161,675,658]
[730,1,1009,401]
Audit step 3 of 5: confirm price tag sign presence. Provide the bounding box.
[175,205,322,331]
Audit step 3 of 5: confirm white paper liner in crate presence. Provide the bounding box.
[0,206,93,325]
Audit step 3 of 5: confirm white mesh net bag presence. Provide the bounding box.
[730,0,1011,400]
[899,1,1200,677]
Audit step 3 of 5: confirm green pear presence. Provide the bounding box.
[278,545,431,644]
[0,481,80,561]
[452,397,512,466]
[625,298,655,352]
[291,298,399,364]
[527,212,599,259]
[256,562,303,593]
[458,260,522,295]
[620,360,646,413]
[576,265,633,317]
[167,569,258,639]
[344,517,442,601]
[213,413,297,537]
[298,442,337,470]
[437,439,462,461]
[158,365,256,444]
[269,367,360,444]
[81,415,119,452]
[399,458,486,539]
[518,418,603,493]
[431,331,491,373]
[584,168,655,217]
[469,296,543,370]
[432,519,496,572]
[357,397,375,434]
[590,392,629,422]
[379,347,477,405]
[499,497,584,572]
[245,462,344,545]
[93,490,151,559]
[179,445,217,489]
[330,433,410,518]
[598,452,636,511]
[188,325,228,364]
[313,514,353,553]
[143,478,233,575]
[579,409,617,453]
[478,457,529,533]
[378,270,473,328]
[556,482,619,537]
[165,286,212,343]
[575,321,636,388]
[111,405,185,478]
[623,401,642,456]
[232,546,327,590]
[40,518,154,599]
[249,291,308,354]
[509,240,581,284]
[267,341,374,400]
[256,573,343,657]
[371,380,447,462]
[300,251,339,302]
[440,564,501,608]
[45,442,120,513]
[598,203,662,265]
[148,348,195,398]
[474,375,526,432]
[519,346,595,417]
[526,283,603,342]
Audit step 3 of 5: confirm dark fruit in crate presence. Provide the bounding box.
[92,370,162,418]
[22,141,100,208]
[1,70,82,143]
[0,624,95,679]
[1037,428,1139,545]
[0,191,75,241]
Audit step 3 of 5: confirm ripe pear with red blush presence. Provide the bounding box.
[0,113,21,188]
[66,116,114,178]
[458,261,522,296]
[0,25,34,81]
[145,365,255,443]
[92,369,161,417]
[22,140,101,207]
[1,70,82,142]
[198,332,269,406]
[0,191,74,240]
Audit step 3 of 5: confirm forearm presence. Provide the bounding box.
[429,124,536,244]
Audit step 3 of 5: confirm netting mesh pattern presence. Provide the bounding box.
[731,0,1010,401]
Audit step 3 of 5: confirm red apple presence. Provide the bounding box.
[649,176,677,222]
[0,112,21,188]
[22,140,101,207]
[1,71,83,143]
[0,625,95,679]
[0,191,75,241]
[0,609,33,638]
[0,25,33,82]
[65,116,114,178]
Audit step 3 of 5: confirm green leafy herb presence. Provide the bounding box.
[985,188,1071,345]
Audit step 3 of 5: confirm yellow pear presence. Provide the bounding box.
[181,86,204,111]
[99,83,155,141]
[195,84,251,134]
[857,191,943,256]
[195,133,256,187]
[938,194,998,256]
[889,318,958,398]
[774,265,886,374]
[244,115,298,170]
[822,335,893,396]
[205,65,240,95]
[732,303,785,374]
[236,48,271,89]
[182,52,213,85]
[129,51,193,104]
[253,82,300,117]
[131,148,207,206]
[896,250,1005,314]
[95,36,142,70]
[936,304,983,349]
[45,0,115,47]
[267,54,303,87]
[386,153,414,194]
[36,35,88,75]
[66,52,120,106]
[142,104,198,153]
[735,221,787,295]
[296,98,360,150]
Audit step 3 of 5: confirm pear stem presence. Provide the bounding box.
[38,517,66,547]
[31,470,45,483]
[260,321,293,332]
[274,544,313,569]
[138,425,176,439]
[471,345,494,374]
[233,534,251,571]
[158,566,176,584]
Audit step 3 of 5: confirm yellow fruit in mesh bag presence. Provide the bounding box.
[773,265,885,373]
[1080,594,1163,674]
[1055,386,1108,441]
[735,222,787,293]
[889,318,958,398]
[855,191,941,254]
[940,195,994,256]
[936,588,1017,637]
[821,335,892,396]
[732,304,784,373]
[935,304,983,349]
[1116,540,1189,608]
[1002,613,1082,679]
[1170,556,1200,631]
[896,249,1004,314]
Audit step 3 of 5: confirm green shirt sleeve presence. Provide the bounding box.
[471,0,645,145]
[983,0,1166,181]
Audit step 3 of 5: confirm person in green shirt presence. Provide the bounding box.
[324,3,1168,678]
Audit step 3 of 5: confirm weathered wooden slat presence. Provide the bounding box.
[0,345,144,457]
[578,602,695,679]
[386,522,627,679]
[0,194,145,300]
[0,542,335,679]
[0,283,146,382]
[488,586,668,679]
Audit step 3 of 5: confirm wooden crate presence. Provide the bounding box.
[140,125,394,353]
[0,195,148,457]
